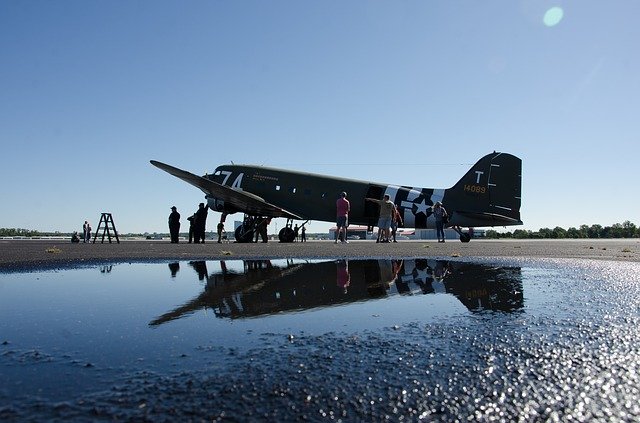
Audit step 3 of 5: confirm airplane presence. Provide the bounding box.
[150,151,522,243]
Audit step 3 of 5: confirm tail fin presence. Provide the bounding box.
[448,152,522,226]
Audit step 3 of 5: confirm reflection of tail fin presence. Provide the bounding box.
[448,152,522,226]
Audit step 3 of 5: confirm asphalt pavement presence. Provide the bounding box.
[0,238,638,272]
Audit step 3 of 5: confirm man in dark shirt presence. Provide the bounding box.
[168,206,181,243]
[194,203,208,243]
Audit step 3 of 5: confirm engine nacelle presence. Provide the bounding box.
[206,197,240,215]
[207,197,226,212]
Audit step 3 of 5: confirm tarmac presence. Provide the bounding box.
[0,238,638,271]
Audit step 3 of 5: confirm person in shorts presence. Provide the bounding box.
[335,192,350,243]
[365,194,395,243]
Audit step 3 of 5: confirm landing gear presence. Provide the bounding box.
[279,226,296,243]
[235,223,255,243]
[278,219,308,243]
[450,225,472,243]
[234,215,273,243]
[279,218,296,243]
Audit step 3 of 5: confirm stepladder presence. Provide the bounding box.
[93,213,120,244]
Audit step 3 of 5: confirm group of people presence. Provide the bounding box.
[336,193,448,243]
[165,192,449,245]
[71,220,92,243]
[168,203,209,244]
[365,194,404,243]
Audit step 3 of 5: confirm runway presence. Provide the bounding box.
[0,238,638,271]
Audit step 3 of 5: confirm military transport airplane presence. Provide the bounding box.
[150,151,522,243]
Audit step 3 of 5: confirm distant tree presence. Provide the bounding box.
[578,224,589,238]
[566,227,581,238]
[552,226,567,239]
[606,224,621,238]
[537,228,553,239]
[512,229,530,239]
[485,229,500,239]
[622,220,638,238]
[588,224,603,238]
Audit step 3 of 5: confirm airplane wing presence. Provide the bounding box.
[150,160,302,219]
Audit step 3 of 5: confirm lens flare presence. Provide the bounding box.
[543,6,564,27]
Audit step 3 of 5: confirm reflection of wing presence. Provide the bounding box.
[150,160,302,219]
[149,262,307,327]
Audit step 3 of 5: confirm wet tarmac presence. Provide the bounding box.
[1,256,639,421]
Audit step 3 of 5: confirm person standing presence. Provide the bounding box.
[300,226,306,242]
[335,192,350,243]
[194,202,208,243]
[187,214,196,243]
[365,194,395,243]
[256,217,270,243]
[432,201,448,243]
[217,221,224,243]
[168,206,181,243]
[83,220,92,243]
[391,204,403,243]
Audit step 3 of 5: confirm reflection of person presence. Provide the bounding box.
[194,203,208,243]
[365,194,394,243]
[433,260,450,279]
[335,192,350,243]
[168,262,180,277]
[432,201,448,243]
[168,206,181,243]
[431,260,451,293]
[189,261,208,281]
[391,259,409,293]
[336,259,351,293]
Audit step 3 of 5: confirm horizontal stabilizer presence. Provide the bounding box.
[453,211,523,227]
[150,160,302,219]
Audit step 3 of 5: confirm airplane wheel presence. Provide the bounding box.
[235,225,254,243]
[278,227,295,243]
[460,233,471,243]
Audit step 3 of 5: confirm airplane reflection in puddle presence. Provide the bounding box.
[149,259,523,326]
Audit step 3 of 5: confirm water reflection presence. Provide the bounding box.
[149,259,523,326]
[100,265,113,273]
[168,262,180,277]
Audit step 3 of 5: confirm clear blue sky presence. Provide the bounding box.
[1,1,638,234]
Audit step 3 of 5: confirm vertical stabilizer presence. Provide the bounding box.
[448,152,522,225]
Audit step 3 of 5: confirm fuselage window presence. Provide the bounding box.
[321,192,327,198]
[275,185,281,191]
[290,187,297,194]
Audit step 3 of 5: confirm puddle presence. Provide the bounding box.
[1,258,639,421]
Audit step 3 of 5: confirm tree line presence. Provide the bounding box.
[484,221,639,239]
